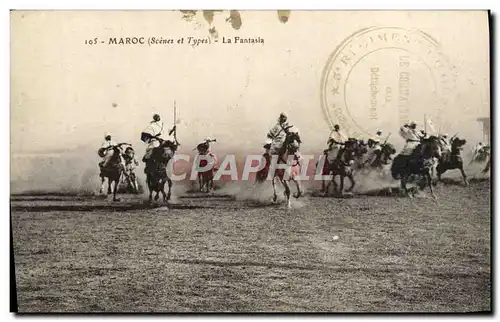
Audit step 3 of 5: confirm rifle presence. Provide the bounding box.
[383,133,391,145]
[172,101,180,146]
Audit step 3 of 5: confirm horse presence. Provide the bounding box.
[435,137,469,186]
[483,157,491,174]
[371,142,397,169]
[99,144,127,201]
[255,128,302,208]
[194,139,217,193]
[121,146,139,193]
[390,135,442,198]
[323,138,361,196]
[144,138,179,203]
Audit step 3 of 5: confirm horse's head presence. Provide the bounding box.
[451,137,466,148]
[419,135,442,159]
[449,137,466,154]
[155,139,178,162]
[283,130,301,154]
[124,146,135,160]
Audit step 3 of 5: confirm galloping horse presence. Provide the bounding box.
[194,138,217,193]
[99,143,127,201]
[144,138,179,203]
[390,135,442,198]
[323,138,362,196]
[435,137,469,186]
[255,127,302,208]
[370,142,397,169]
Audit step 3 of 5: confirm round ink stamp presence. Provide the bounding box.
[320,26,458,138]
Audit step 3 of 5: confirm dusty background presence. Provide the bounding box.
[10,10,489,193]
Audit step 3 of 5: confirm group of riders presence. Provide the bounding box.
[97,110,491,200]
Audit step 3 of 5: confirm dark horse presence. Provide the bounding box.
[144,139,179,203]
[99,144,127,201]
[436,137,469,186]
[390,136,442,198]
[324,138,363,196]
[255,127,302,208]
[194,139,217,193]
[369,142,397,169]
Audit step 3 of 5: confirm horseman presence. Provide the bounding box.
[195,137,217,160]
[398,121,424,157]
[141,113,176,163]
[267,112,301,156]
[327,124,348,160]
[98,132,120,168]
[364,134,382,167]
[471,141,489,162]
[195,137,218,187]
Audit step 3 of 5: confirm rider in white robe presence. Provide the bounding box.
[142,113,175,162]
[399,121,423,156]
[327,124,348,160]
[267,112,292,155]
[99,133,117,167]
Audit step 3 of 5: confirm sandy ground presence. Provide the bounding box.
[11,174,491,312]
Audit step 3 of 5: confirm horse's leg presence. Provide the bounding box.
[346,172,355,193]
[107,177,112,195]
[332,174,338,193]
[160,184,167,203]
[339,174,345,197]
[100,176,106,195]
[272,176,278,203]
[166,177,173,201]
[292,177,302,198]
[154,179,161,201]
[426,170,437,199]
[436,163,444,183]
[282,179,291,209]
[113,177,120,202]
[323,176,330,196]
[133,175,139,194]
[147,177,153,203]
[401,175,412,198]
[459,164,469,186]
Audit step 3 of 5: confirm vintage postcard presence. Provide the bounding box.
[10,10,491,313]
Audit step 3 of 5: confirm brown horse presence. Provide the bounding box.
[99,144,127,201]
[369,142,397,169]
[194,139,217,193]
[391,136,442,198]
[323,138,361,196]
[436,137,469,186]
[144,139,179,203]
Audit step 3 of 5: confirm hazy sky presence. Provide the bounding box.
[11,10,490,156]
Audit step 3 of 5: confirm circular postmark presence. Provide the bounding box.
[320,26,458,139]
